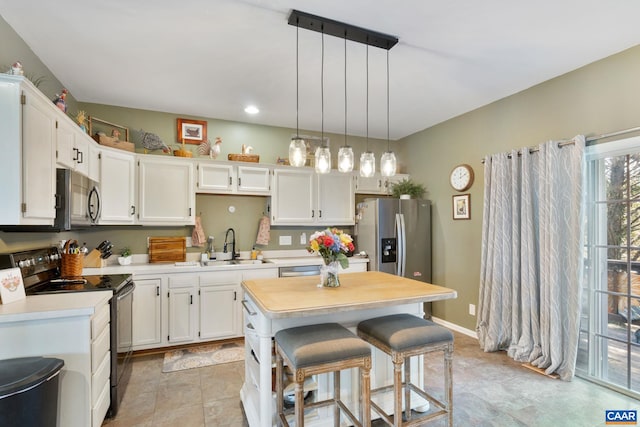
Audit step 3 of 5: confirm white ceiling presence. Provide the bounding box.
[2,0,640,140]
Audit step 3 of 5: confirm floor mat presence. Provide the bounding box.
[162,341,244,373]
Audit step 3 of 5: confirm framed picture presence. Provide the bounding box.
[453,194,471,220]
[177,118,208,144]
[0,267,26,304]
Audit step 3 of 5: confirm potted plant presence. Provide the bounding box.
[390,178,426,199]
[118,247,132,266]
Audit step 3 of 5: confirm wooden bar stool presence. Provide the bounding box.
[275,323,372,427]
[357,314,453,427]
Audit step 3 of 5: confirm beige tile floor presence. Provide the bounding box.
[103,331,640,427]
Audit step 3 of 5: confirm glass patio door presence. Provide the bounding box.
[579,136,640,397]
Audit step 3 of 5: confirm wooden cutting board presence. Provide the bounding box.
[148,237,186,263]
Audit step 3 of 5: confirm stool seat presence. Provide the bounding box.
[275,323,371,368]
[358,314,453,351]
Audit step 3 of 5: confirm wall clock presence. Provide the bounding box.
[450,164,474,192]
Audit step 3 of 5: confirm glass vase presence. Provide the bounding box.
[320,261,340,288]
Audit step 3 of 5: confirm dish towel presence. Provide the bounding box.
[192,216,206,247]
[255,215,270,245]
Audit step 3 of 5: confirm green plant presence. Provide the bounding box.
[120,247,132,257]
[390,178,426,199]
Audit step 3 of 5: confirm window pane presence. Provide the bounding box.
[602,337,629,388]
[629,154,640,200]
[604,155,628,202]
[607,201,629,247]
[632,343,640,392]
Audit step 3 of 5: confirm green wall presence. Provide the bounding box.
[398,45,640,331]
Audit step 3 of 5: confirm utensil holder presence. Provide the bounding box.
[61,240,83,278]
[82,249,106,268]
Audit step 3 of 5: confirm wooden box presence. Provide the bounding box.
[148,237,186,263]
[228,153,259,163]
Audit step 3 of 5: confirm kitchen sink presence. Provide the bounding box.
[203,259,269,267]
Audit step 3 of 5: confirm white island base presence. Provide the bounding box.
[241,297,430,427]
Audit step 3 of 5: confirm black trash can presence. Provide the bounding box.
[0,357,65,427]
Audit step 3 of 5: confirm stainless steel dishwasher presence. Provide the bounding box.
[278,265,321,277]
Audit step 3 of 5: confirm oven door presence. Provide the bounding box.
[110,280,135,416]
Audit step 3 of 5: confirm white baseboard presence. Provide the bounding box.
[431,317,478,339]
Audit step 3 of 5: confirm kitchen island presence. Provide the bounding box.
[240,271,457,427]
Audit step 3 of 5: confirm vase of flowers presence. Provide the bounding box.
[307,228,355,287]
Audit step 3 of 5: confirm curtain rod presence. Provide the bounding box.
[481,125,640,163]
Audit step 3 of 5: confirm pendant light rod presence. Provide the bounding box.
[295,21,300,137]
[386,49,390,149]
[366,43,369,150]
[344,33,347,147]
[321,28,324,145]
[288,9,398,50]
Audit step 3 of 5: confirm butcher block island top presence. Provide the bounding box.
[241,271,457,318]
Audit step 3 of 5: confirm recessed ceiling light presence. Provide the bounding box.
[244,105,259,114]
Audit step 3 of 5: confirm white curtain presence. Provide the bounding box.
[477,136,585,380]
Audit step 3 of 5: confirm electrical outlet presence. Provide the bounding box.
[300,232,307,245]
[279,235,292,246]
[185,237,192,248]
[469,304,476,316]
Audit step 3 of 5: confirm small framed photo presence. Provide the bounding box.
[177,118,208,144]
[453,194,471,220]
[0,267,26,304]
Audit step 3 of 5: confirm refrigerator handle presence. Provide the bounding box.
[395,213,406,277]
[400,213,407,277]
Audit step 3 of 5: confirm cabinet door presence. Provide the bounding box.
[56,118,89,177]
[98,149,136,224]
[199,284,238,340]
[271,168,314,225]
[317,172,355,225]
[168,286,196,343]
[87,142,101,183]
[237,165,270,194]
[132,278,162,348]
[22,88,56,222]
[138,157,194,225]
[355,174,385,194]
[196,162,235,193]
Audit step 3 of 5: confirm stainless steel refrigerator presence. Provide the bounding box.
[355,198,432,317]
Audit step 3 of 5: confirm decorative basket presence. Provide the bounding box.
[61,240,84,278]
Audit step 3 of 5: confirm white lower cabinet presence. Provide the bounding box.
[167,275,198,343]
[199,271,241,340]
[132,277,162,349]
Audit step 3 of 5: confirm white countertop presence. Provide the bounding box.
[0,291,111,323]
[83,252,368,276]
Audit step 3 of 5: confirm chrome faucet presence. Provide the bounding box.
[224,228,238,259]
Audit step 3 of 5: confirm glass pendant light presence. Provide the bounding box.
[338,33,354,173]
[316,30,331,174]
[360,45,375,178]
[380,49,397,177]
[289,21,307,167]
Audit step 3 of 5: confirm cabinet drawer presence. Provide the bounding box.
[92,352,110,407]
[244,323,260,358]
[91,303,110,340]
[91,325,110,373]
[200,271,241,284]
[168,274,198,288]
[92,380,110,427]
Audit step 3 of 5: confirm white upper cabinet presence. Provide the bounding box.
[271,168,355,226]
[56,116,90,178]
[316,172,355,225]
[355,172,409,195]
[196,161,270,195]
[196,162,235,193]
[0,75,56,225]
[271,168,315,225]
[138,156,195,225]
[98,148,136,224]
[237,165,270,194]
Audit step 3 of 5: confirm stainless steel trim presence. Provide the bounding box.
[242,299,257,316]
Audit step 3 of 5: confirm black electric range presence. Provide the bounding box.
[0,246,134,418]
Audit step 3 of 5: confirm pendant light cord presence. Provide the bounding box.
[366,43,369,152]
[321,28,324,146]
[386,49,390,150]
[296,21,300,138]
[344,33,347,147]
